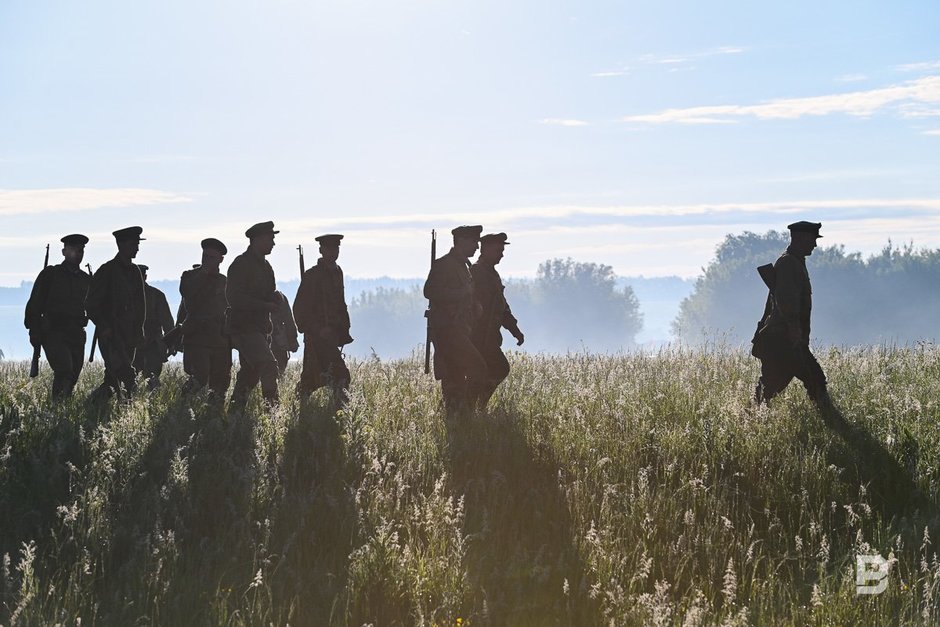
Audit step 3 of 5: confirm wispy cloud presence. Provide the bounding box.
[592,46,743,78]
[539,118,589,127]
[623,76,940,125]
[897,60,940,73]
[925,129,940,136]
[591,69,629,78]
[836,73,868,83]
[0,188,191,216]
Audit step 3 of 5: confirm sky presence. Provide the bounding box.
[1,0,939,285]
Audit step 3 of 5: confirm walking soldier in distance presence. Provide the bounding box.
[133,265,175,389]
[179,238,231,402]
[226,222,281,411]
[293,234,353,407]
[85,226,147,399]
[270,290,299,376]
[470,232,524,409]
[751,221,833,410]
[24,234,92,398]
[423,225,488,412]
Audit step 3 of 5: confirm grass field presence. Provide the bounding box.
[1,346,939,625]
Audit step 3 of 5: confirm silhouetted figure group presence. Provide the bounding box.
[25,219,837,417]
[424,226,525,413]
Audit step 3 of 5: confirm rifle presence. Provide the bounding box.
[424,230,436,375]
[28,244,51,378]
[297,245,305,276]
[757,263,776,291]
[87,263,99,363]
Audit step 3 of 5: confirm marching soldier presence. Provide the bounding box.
[470,232,524,409]
[423,225,487,412]
[85,226,147,399]
[179,238,231,401]
[226,222,281,411]
[270,290,299,376]
[293,234,353,406]
[751,221,832,409]
[24,234,92,398]
[133,265,175,389]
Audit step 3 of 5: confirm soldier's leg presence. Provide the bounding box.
[68,331,86,396]
[794,347,830,407]
[43,337,75,398]
[273,349,289,377]
[207,346,233,401]
[230,334,262,410]
[473,343,510,409]
[448,333,488,412]
[242,333,279,406]
[183,345,209,393]
[296,341,323,398]
[316,341,351,408]
[96,335,136,398]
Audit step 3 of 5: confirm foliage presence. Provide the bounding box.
[673,231,940,345]
[1,348,939,625]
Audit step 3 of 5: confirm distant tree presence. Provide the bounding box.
[673,231,940,346]
[515,258,643,352]
[348,286,426,358]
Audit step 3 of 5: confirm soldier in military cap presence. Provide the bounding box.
[423,225,488,412]
[226,222,281,411]
[470,232,525,409]
[24,234,92,397]
[270,290,299,376]
[293,234,353,406]
[132,265,175,389]
[85,226,147,399]
[179,238,232,401]
[751,221,832,409]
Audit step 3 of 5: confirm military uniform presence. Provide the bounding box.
[24,235,92,397]
[179,243,232,399]
[470,233,523,408]
[86,227,147,398]
[270,291,299,375]
[294,235,352,401]
[226,222,280,408]
[752,221,828,405]
[133,270,175,388]
[424,226,487,411]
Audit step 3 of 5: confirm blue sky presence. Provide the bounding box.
[1,0,938,284]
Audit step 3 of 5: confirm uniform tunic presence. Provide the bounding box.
[133,284,175,385]
[179,266,231,397]
[293,259,352,394]
[24,262,91,397]
[470,261,521,403]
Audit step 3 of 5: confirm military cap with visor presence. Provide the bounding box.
[112,226,145,242]
[201,237,228,255]
[451,225,483,240]
[315,234,344,247]
[787,221,823,238]
[61,234,89,247]
[480,232,510,247]
[245,221,279,238]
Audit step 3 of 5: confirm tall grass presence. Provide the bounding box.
[1,345,939,625]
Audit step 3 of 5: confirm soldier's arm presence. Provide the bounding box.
[158,292,175,335]
[24,267,52,330]
[773,256,803,337]
[84,266,111,331]
[424,259,471,303]
[179,268,211,299]
[225,259,273,312]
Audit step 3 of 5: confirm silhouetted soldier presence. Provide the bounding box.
[179,239,231,401]
[470,232,525,408]
[227,222,280,411]
[294,234,353,406]
[752,221,832,409]
[132,265,175,389]
[424,225,487,412]
[270,290,299,375]
[24,234,92,397]
[86,226,147,399]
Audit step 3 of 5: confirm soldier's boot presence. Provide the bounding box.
[259,364,280,410]
[330,379,350,412]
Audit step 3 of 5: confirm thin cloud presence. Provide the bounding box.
[836,73,868,83]
[539,118,589,127]
[623,76,940,124]
[925,129,940,136]
[594,46,743,78]
[897,60,940,73]
[591,69,629,78]
[0,188,191,216]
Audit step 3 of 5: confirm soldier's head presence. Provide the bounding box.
[112,226,144,260]
[316,234,343,263]
[200,238,227,272]
[138,264,149,282]
[246,221,278,256]
[787,221,823,256]
[61,234,88,265]
[479,232,509,265]
[451,225,483,258]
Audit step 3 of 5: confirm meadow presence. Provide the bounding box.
[1,346,939,625]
